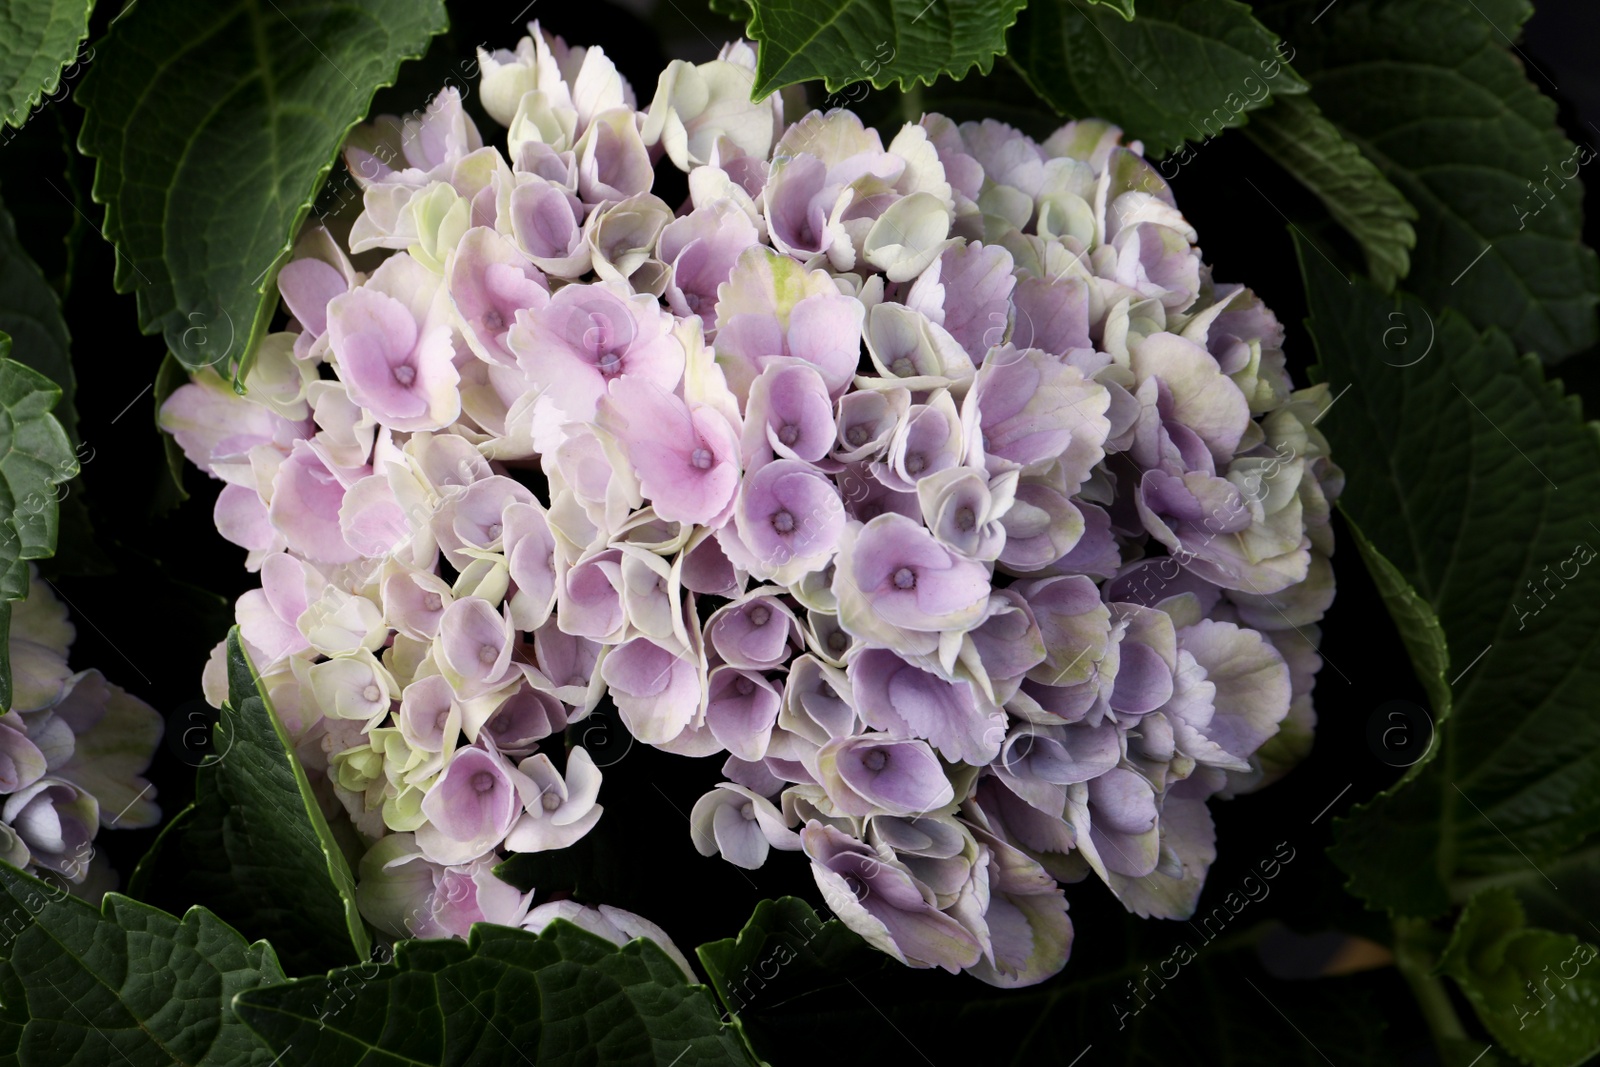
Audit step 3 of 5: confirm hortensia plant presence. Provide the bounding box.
[160,23,1336,989]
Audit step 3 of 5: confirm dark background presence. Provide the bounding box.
[2,0,1596,1061]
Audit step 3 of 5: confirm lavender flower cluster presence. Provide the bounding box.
[161,24,1339,984]
[2,567,162,892]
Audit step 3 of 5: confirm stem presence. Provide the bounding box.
[901,83,924,124]
[1394,918,1469,1049]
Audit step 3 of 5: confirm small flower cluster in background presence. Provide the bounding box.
[3,567,162,894]
[161,22,1338,984]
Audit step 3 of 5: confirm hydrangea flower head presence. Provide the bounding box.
[168,24,1339,988]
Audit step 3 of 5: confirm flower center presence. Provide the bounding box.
[890,356,914,377]
[478,643,499,665]
[955,506,976,531]
[892,567,916,590]
[748,605,771,627]
[734,675,755,696]
[777,423,801,446]
[393,364,417,386]
[771,509,795,534]
[597,351,623,377]
[486,522,502,540]
[904,453,926,474]
[471,771,496,794]
[845,425,869,446]
[690,447,713,470]
[423,592,443,612]
[827,631,849,653]
[482,308,505,331]
[862,748,888,772]
[739,801,756,821]
[568,673,587,687]
[541,792,562,812]
[362,684,381,702]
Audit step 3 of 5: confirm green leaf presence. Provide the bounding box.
[1242,94,1417,290]
[233,920,758,1066]
[0,0,93,129]
[1440,887,1600,1067]
[695,897,871,1024]
[0,188,104,581]
[0,860,284,1065]
[1296,240,1600,917]
[1342,517,1452,732]
[740,0,1029,97]
[75,0,449,381]
[0,192,75,439]
[141,628,369,973]
[1453,842,1600,941]
[0,351,74,587]
[1086,0,1136,18]
[1254,0,1599,360]
[1007,0,1306,157]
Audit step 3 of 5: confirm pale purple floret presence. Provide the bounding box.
[872,390,963,492]
[577,107,654,205]
[326,285,460,432]
[481,682,567,756]
[421,855,536,939]
[660,202,759,330]
[510,282,684,422]
[505,746,604,852]
[850,648,1004,765]
[706,593,800,670]
[1009,276,1091,355]
[964,344,1110,477]
[714,247,866,400]
[278,257,348,339]
[436,597,519,699]
[416,743,528,865]
[704,666,782,760]
[433,475,533,568]
[833,513,991,657]
[558,547,626,641]
[237,553,317,663]
[0,720,45,798]
[690,783,797,868]
[1072,767,1159,882]
[803,821,982,971]
[816,733,954,817]
[905,240,1016,362]
[742,361,836,468]
[727,458,845,585]
[269,441,359,564]
[509,179,590,277]
[599,376,741,527]
[834,388,907,463]
[503,502,559,631]
[449,226,550,365]
[599,635,701,745]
